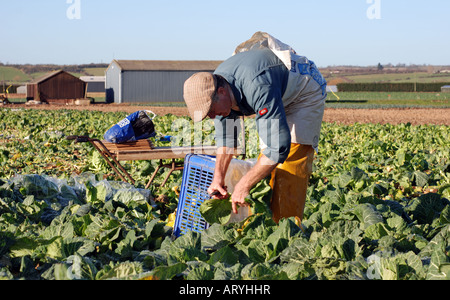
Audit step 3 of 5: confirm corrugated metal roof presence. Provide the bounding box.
[112,60,223,71]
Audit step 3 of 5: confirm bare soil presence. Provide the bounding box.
[2,103,450,126]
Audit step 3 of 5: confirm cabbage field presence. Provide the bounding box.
[1,107,450,280]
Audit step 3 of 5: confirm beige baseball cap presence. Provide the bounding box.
[183,72,217,122]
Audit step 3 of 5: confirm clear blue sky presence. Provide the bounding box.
[1,0,449,67]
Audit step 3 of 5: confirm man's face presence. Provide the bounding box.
[207,87,232,119]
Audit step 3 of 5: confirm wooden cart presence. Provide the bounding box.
[67,135,245,188]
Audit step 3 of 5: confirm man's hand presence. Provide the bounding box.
[229,154,278,214]
[230,181,250,214]
[208,147,233,199]
[209,148,278,216]
[207,181,228,199]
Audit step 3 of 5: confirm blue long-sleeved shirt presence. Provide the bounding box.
[213,49,291,163]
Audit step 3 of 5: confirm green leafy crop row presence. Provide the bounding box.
[0,108,449,280]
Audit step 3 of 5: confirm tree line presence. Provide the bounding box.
[0,63,109,75]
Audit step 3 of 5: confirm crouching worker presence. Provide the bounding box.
[182,32,327,223]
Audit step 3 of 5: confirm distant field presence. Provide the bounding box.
[0,66,32,82]
[0,66,106,84]
[325,91,450,108]
[348,73,450,83]
[2,64,450,109]
[327,91,450,101]
[344,72,450,83]
[2,64,450,84]
[83,67,106,76]
[326,72,450,85]
[6,91,449,109]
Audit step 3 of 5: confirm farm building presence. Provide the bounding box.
[17,85,27,94]
[441,85,450,93]
[326,85,338,93]
[105,60,222,103]
[80,76,106,93]
[26,70,86,103]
